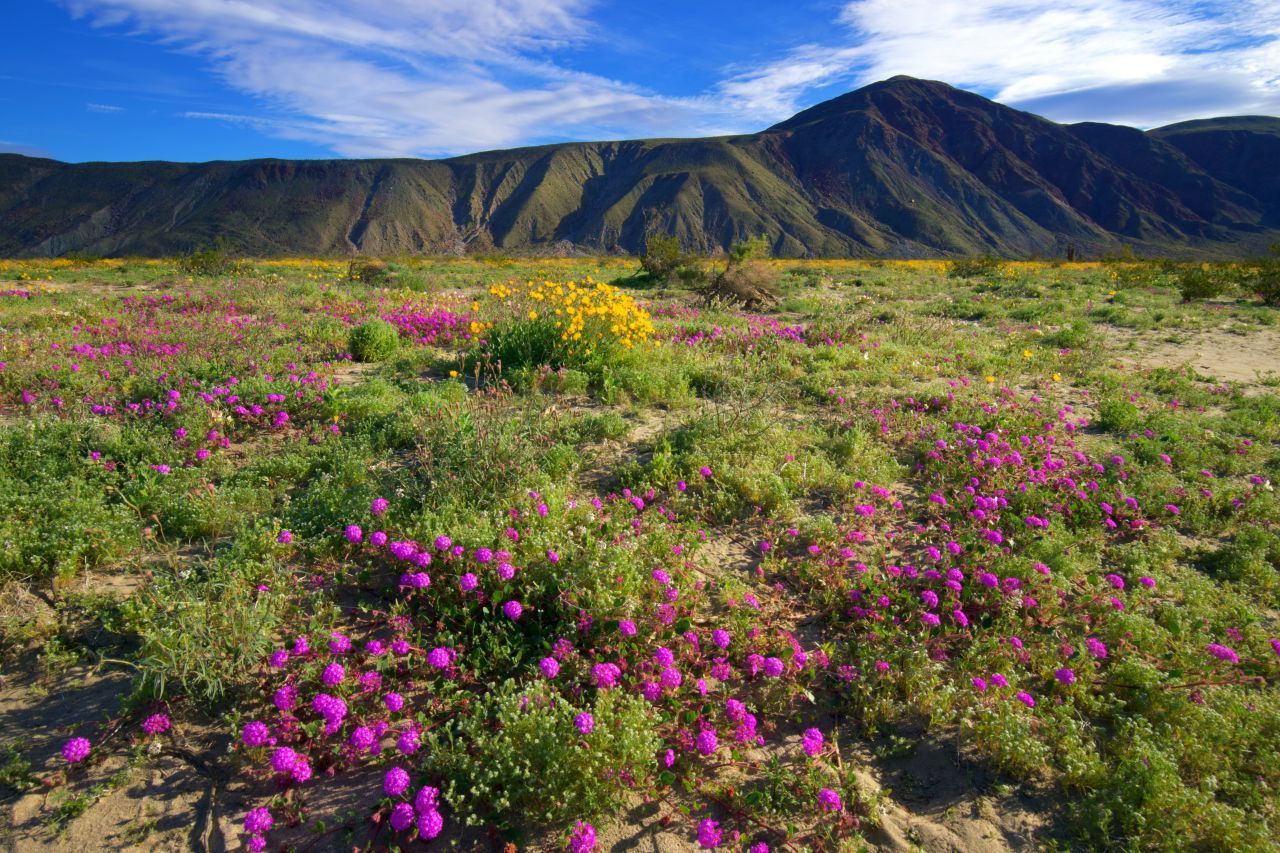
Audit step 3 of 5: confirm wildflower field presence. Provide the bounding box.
[0,256,1277,851]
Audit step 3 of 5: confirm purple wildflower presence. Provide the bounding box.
[62,737,91,764]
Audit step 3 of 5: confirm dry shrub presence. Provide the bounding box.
[706,259,779,309]
[348,259,391,285]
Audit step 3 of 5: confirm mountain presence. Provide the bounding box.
[1149,116,1280,227]
[2,76,1278,259]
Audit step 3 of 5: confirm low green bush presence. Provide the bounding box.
[348,319,400,362]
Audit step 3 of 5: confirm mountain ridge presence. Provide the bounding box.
[3,76,1278,258]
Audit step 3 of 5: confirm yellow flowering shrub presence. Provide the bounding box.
[479,278,654,371]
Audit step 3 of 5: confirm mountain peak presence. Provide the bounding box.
[765,76,971,132]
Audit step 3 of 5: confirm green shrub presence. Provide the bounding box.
[639,234,685,280]
[947,256,1002,279]
[1176,265,1233,302]
[1243,245,1280,306]
[348,259,391,285]
[484,315,573,372]
[124,556,285,706]
[1199,527,1280,604]
[176,240,242,277]
[0,423,139,583]
[348,319,400,362]
[1098,397,1144,434]
[429,680,659,830]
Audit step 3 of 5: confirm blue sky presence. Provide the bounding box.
[3,0,1278,162]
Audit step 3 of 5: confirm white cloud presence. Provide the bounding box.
[718,0,1280,127]
[87,102,125,112]
[58,0,1280,157]
[63,0,737,156]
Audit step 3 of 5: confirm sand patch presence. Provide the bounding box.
[1108,325,1280,392]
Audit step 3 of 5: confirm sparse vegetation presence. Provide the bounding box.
[1177,263,1236,301]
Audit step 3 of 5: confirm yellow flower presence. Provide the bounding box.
[449,370,459,378]
[1052,373,1062,382]
[985,375,995,384]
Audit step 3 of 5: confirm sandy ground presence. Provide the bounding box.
[1107,324,1280,393]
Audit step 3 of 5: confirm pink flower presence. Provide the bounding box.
[415,785,440,814]
[142,713,170,735]
[1207,643,1239,664]
[592,663,620,688]
[270,747,298,773]
[384,766,411,797]
[390,802,416,831]
[321,663,345,686]
[801,728,824,757]
[418,809,444,840]
[241,721,271,747]
[62,737,91,764]
[244,806,273,834]
[398,730,421,755]
[695,729,717,755]
[568,820,597,853]
[697,819,723,848]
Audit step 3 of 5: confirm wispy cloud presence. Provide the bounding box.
[718,0,1280,127]
[63,0,737,156]
[57,0,1280,158]
[86,102,125,112]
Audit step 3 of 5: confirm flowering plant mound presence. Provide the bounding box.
[662,314,864,350]
[478,278,654,372]
[379,304,475,347]
[228,489,858,850]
